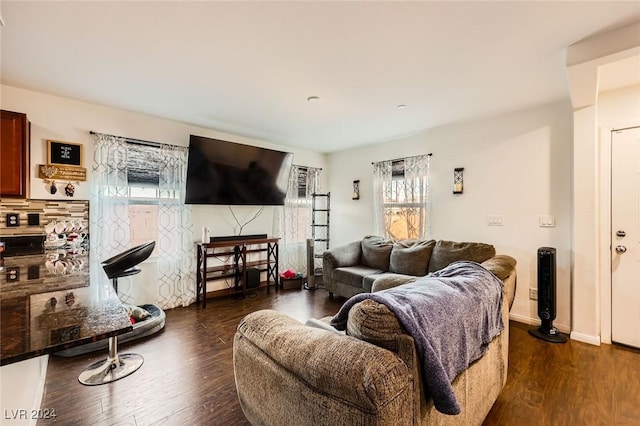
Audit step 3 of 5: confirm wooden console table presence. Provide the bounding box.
[196,237,280,307]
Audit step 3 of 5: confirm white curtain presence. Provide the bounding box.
[273,166,321,276]
[372,160,392,237]
[372,154,430,240]
[404,154,430,239]
[155,143,196,308]
[91,133,195,309]
[90,133,132,289]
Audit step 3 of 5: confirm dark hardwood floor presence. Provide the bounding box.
[39,288,640,425]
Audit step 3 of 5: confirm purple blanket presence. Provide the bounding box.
[330,261,504,415]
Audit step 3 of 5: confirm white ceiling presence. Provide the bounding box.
[1,1,639,153]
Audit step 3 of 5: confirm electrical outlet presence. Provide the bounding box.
[5,213,20,227]
[529,288,538,300]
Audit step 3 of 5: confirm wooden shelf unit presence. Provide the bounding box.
[196,237,279,307]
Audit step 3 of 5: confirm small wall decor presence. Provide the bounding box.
[453,168,464,194]
[38,165,87,182]
[352,180,360,200]
[47,140,83,167]
[48,180,58,194]
[64,183,76,197]
[39,140,86,193]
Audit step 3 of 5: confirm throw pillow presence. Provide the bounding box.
[389,239,435,276]
[360,235,394,270]
[481,255,517,280]
[122,303,151,321]
[427,240,496,273]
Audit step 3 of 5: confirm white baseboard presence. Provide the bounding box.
[570,331,601,346]
[509,313,601,346]
[509,313,571,334]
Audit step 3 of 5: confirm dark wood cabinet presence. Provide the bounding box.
[1,110,30,198]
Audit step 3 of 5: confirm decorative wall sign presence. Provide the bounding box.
[38,164,87,182]
[47,140,83,167]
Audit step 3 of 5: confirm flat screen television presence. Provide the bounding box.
[184,135,293,205]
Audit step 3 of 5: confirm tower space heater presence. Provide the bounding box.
[528,247,567,343]
[304,238,317,290]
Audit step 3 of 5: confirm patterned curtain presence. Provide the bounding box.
[91,133,195,309]
[372,160,392,237]
[404,154,430,239]
[155,144,196,308]
[90,133,132,290]
[372,154,430,239]
[273,165,321,276]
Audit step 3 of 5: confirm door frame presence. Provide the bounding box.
[598,124,640,344]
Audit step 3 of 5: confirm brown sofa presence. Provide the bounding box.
[323,236,497,298]
[233,246,517,425]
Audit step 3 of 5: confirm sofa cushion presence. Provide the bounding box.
[346,299,406,353]
[428,240,496,273]
[334,266,384,289]
[371,273,417,292]
[362,273,385,292]
[389,239,435,276]
[361,236,394,270]
[481,255,517,281]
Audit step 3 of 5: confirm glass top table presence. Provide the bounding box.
[0,251,132,366]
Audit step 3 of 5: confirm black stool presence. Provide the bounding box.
[78,241,155,385]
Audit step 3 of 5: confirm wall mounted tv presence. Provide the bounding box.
[184,135,293,205]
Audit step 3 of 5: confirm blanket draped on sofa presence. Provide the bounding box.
[330,261,504,415]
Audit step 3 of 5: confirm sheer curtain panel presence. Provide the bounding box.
[91,132,195,309]
[273,166,321,276]
[372,154,430,240]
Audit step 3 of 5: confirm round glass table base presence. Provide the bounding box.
[78,353,144,386]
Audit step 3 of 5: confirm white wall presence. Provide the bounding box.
[327,101,574,329]
[596,84,640,344]
[0,356,48,426]
[0,84,328,240]
[566,22,640,345]
[598,84,640,126]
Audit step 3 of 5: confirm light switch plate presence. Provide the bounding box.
[487,215,504,226]
[539,215,556,227]
[27,213,40,226]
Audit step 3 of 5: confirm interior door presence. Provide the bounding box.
[611,126,640,348]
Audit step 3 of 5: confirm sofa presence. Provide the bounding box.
[323,236,497,299]
[233,239,517,425]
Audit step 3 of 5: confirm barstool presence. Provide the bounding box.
[78,241,155,385]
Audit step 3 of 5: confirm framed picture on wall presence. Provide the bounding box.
[47,140,83,167]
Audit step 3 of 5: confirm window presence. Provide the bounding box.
[373,155,430,240]
[126,142,180,201]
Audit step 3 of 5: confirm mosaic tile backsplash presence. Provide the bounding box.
[0,199,89,236]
